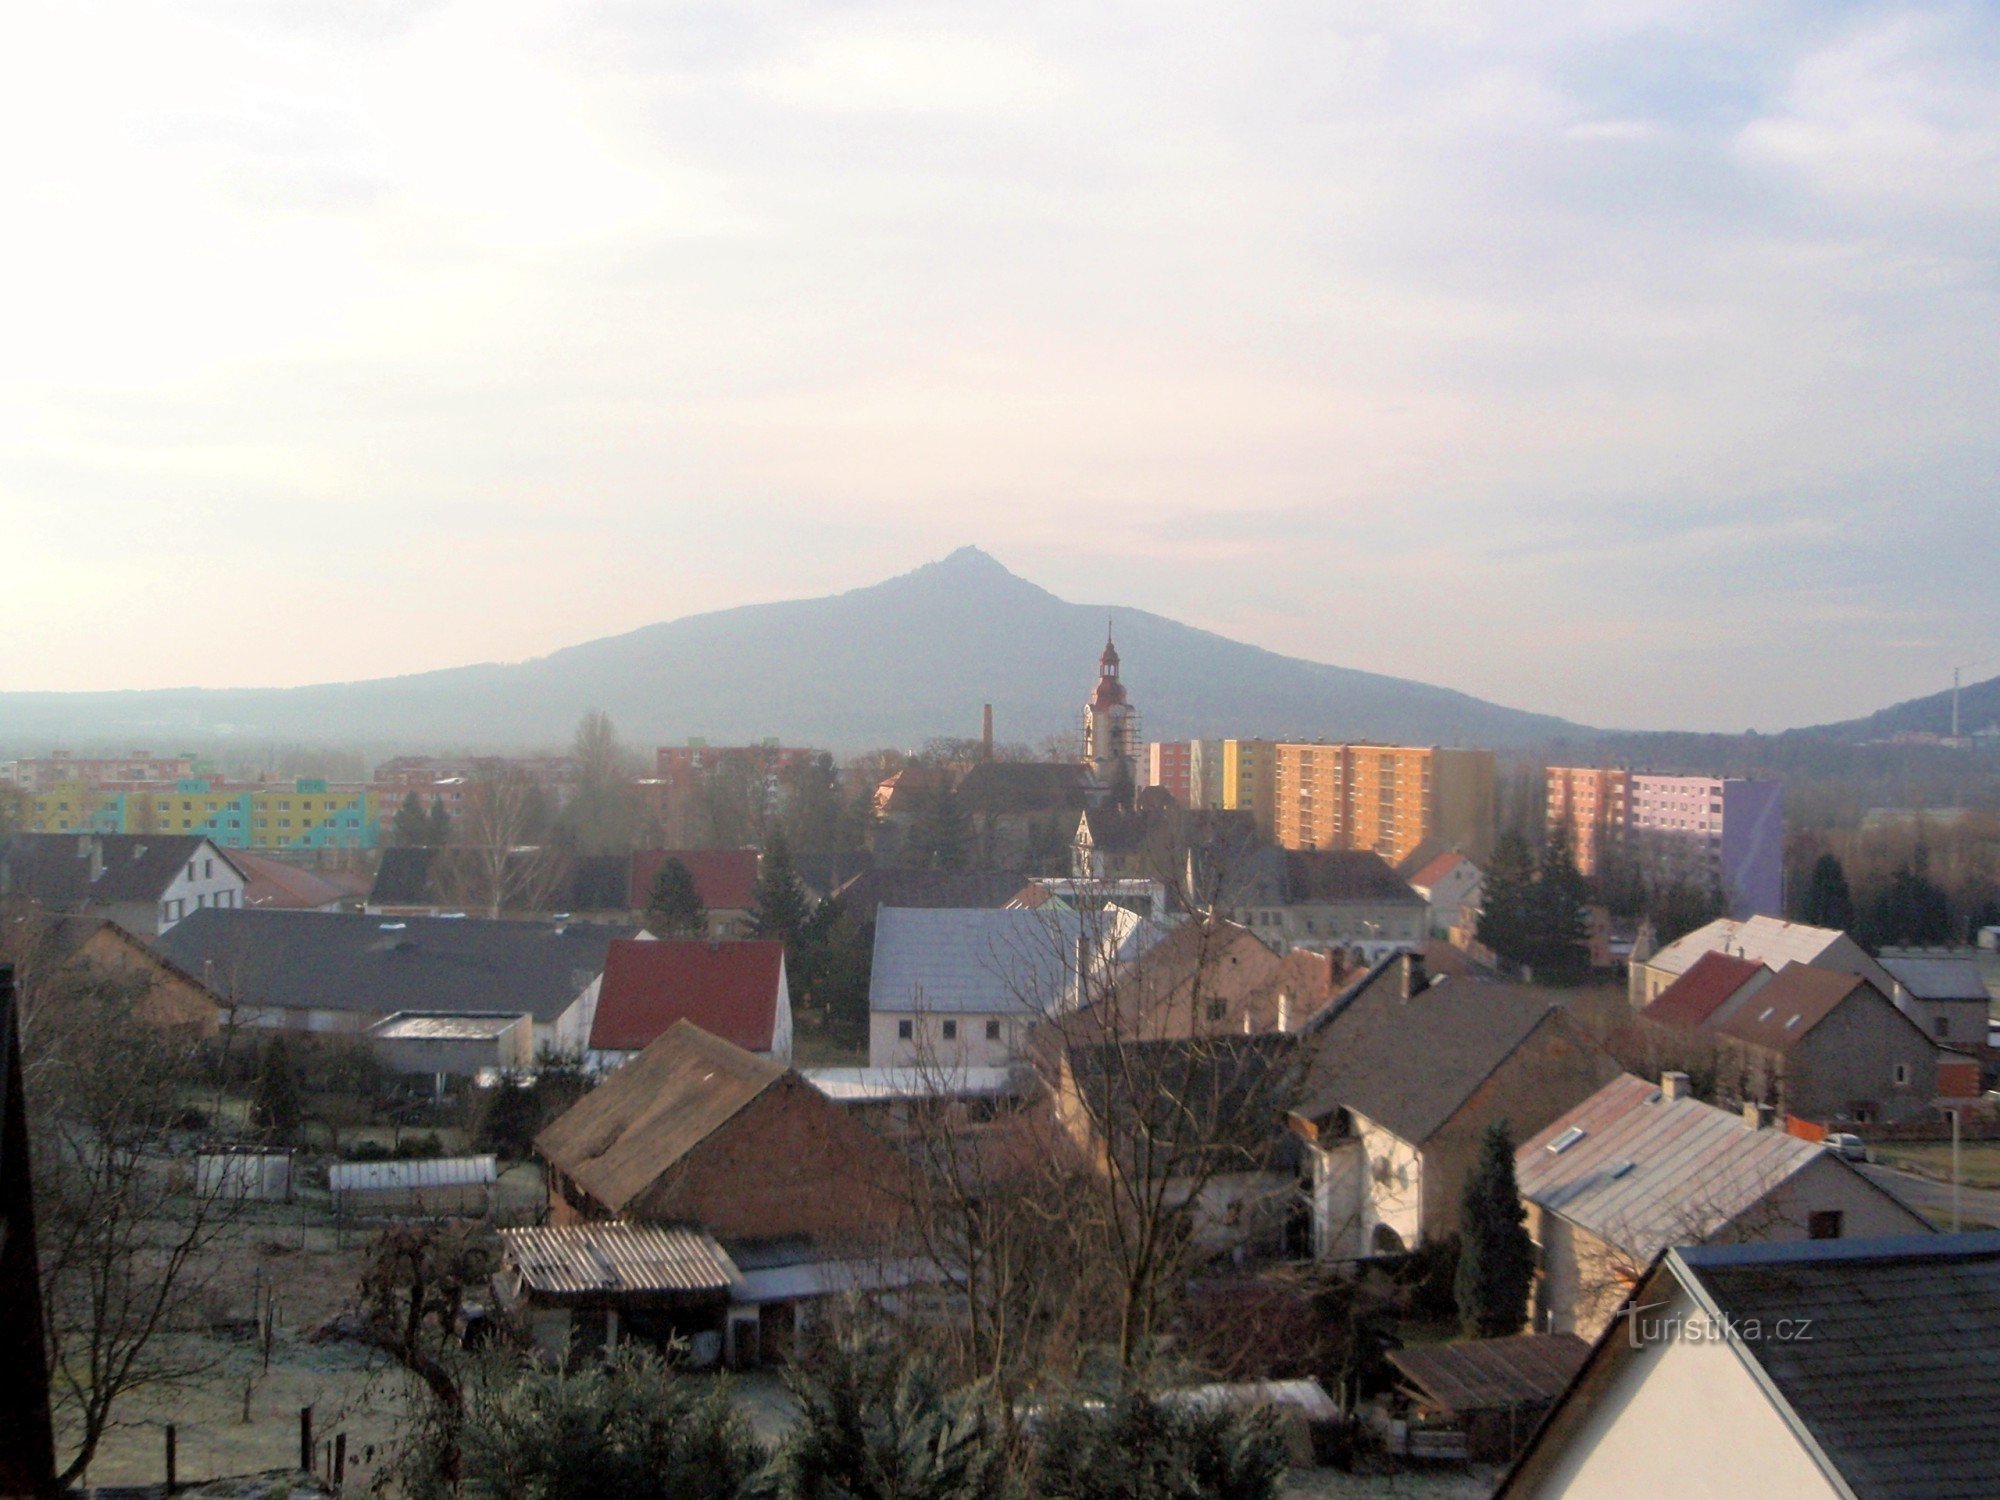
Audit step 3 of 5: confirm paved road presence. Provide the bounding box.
[1858,1162,2000,1229]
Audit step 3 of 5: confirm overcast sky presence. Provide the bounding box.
[4,1,1996,731]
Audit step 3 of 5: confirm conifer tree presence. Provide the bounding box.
[645,857,707,939]
[424,798,453,846]
[1529,827,1592,983]
[1477,830,1537,970]
[252,1036,303,1145]
[1800,852,1855,931]
[751,830,811,946]
[392,790,429,846]
[1455,1120,1534,1338]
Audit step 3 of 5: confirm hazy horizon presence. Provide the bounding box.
[6,2,1998,731]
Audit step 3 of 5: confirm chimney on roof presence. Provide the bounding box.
[1660,1071,1690,1100]
[1741,1101,1773,1130]
[1399,950,1427,1000]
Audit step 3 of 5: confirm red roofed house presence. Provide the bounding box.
[1402,850,1484,940]
[1640,950,1772,1033]
[628,849,761,939]
[587,938,791,1070]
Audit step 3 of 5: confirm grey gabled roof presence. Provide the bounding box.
[1880,954,1992,1003]
[1293,962,1575,1144]
[1675,1232,2000,1500]
[1515,1074,1853,1262]
[868,907,1087,1015]
[156,907,634,1023]
[0,833,239,907]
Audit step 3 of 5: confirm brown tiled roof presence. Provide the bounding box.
[1642,950,1767,1031]
[1714,963,1877,1052]
[536,1021,783,1214]
[589,939,786,1053]
[231,849,348,910]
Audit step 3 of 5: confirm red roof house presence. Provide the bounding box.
[1641,950,1770,1032]
[628,849,761,936]
[588,938,791,1066]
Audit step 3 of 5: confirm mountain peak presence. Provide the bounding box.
[935,545,1008,575]
[866,545,1052,601]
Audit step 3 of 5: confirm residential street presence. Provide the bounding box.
[1859,1164,2000,1230]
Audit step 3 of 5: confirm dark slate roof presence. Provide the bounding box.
[0,833,236,906]
[1293,962,1574,1143]
[1281,850,1424,904]
[156,907,635,1023]
[834,868,1028,925]
[1389,1333,1590,1414]
[373,847,642,914]
[1214,848,1422,909]
[794,851,874,902]
[1677,1232,2000,1500]
[1881,954,1992,1003]
[1065,1032,1304,1173]
[955,761,1090,814]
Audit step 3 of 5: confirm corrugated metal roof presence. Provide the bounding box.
[366,1012,523,1041]
[500,1223,738,1296]
[1648,916,1894,993]
[1389,1335,1589,1414]
[804,1066,1018,1101]
[731,1256,935,1303]
[328,1155,498,1193]
[1516,1074,1830,1260]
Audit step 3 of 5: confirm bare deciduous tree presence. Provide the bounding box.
[10,924,250,1488]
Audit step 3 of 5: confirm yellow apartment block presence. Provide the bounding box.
[1219,739,1278,838]
[1272,744,1495,865]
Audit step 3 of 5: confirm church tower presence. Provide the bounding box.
[1082,627,1140,793]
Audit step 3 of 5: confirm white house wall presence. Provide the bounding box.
[1514,1282,1840,1499]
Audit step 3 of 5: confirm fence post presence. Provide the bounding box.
[165,1423,177,1495]
[334,1432,347,1489]
[300,1406,313,1474]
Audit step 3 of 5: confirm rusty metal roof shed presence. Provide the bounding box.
[1389,1334,1590,1414]
[500,1223,739,1298]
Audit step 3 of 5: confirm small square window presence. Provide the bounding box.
[985,1020,1001,1041]
[1808,1210,1843,1241]
[1935,1017,1950,1038]
[897,1020,913,1041]
[1894,1063,1910,1086]
[941,1020,958,1041]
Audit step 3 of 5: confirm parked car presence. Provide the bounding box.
[1823,1132,1867,1162]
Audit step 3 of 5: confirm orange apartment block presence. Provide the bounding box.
[1544,766,1631,876]
[1272,744,1495,865]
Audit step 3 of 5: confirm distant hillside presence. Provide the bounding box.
[1798,672,2000,744]
[0,547,1584,752]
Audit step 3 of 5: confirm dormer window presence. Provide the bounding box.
[1547,1126,1586,1154]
